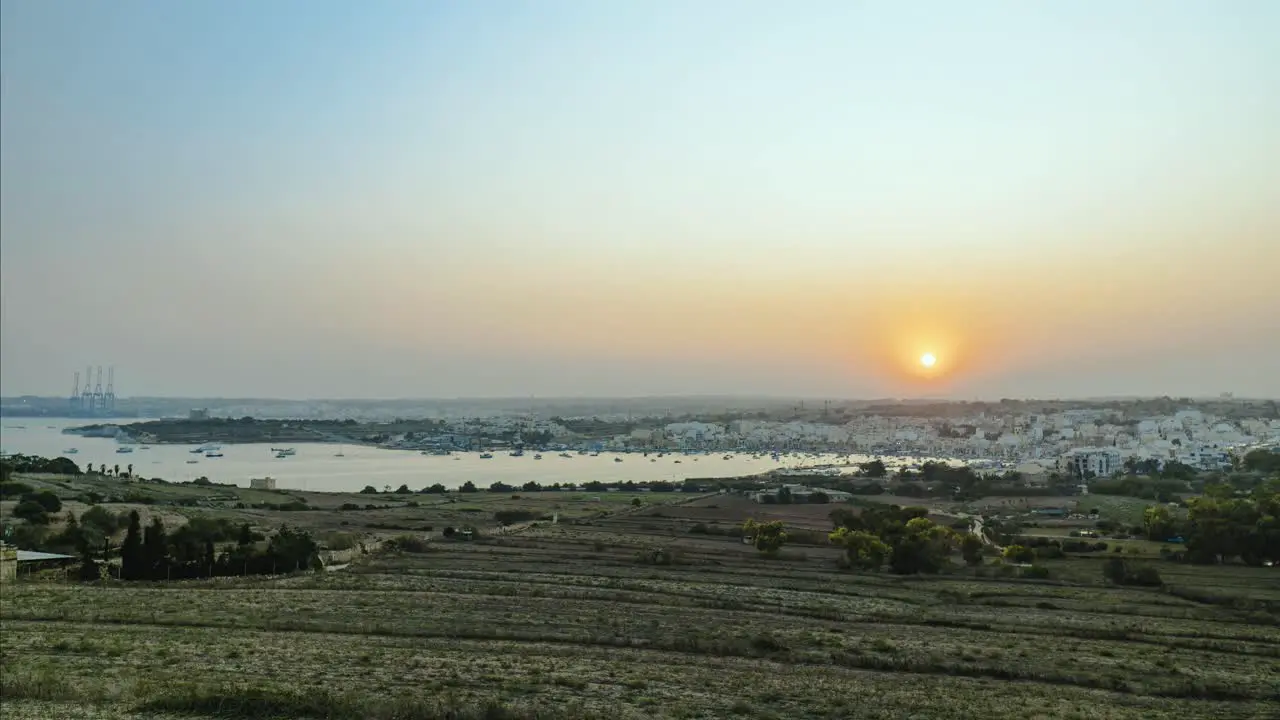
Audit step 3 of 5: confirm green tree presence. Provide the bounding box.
[777,487,792,504]
[888,518,956,574]
[142,517,169,580]
[12,501,50,524]
[23,490,62,513]
[420,483,448,494]
[359,485,378,494]
[459,481,478,493]
[859,459,888,478]
[237,523,254,547]
[959,532,985,566]
[120,511,143,580]
[394,484,411,494]
[742,519,788,554]
[1002,545,1035,564]
[1142,505,1179,541]
[80,506,119,536]
[829,527,889,569]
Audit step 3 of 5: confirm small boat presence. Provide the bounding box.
[558,452,572,458]
[509,449,524,457]
[116,446,134,454]
[205,452,224,458]
[533,454,543,460]
[186,459,199,464]
[63,448,79,454]
[479,452,494,459]
[614,457,623,463]
[334,445,345,457]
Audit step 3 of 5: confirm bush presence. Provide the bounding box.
[493,510,536,525]
[1104,558,1163,586]
[0,482,34,499]
[385,534,431,553]
[1021,564,1051,579]
[11,501,50,524]
[22,490,62,513]
[79,506,119,535]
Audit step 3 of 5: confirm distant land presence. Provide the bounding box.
[2,394,1276,422]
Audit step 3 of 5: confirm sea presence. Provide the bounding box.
[0,418,874,493]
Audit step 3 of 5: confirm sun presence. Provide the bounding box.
[920,352,937,368]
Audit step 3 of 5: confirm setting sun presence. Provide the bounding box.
[920,353,937,368]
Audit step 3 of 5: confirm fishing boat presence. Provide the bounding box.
[479,452,494,459]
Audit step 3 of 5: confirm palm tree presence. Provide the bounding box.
[113,464,120,477]
[126,464,133,478]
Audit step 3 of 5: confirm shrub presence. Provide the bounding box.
[493,510,536,525]
[1021,564,1051,579]
[688,523,710,534]
[79,505,119,535]
[385,534,431,553]
[11,501,50,524]
[22,490,62,513]
[0,482,34,499]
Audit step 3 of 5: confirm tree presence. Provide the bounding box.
[1002,545,1035,564]
[808,491,830,504]
[1241,449,1280,473]
[142,517,169,580]
[126,463,133,477]
[359,486,378,494]
[420,483,447,494]
[742,519,788,554]
[12,501,50,524]
[459,481,478,493]
[631,497,642,507]
[1142,505,1180,541]
[120,511,144,580]
[113,464,120,477]
[394,484,412,494]
[23,490,62,513]
[960,533,985,566]
[888,518,956,574]
[859,460,888,478]
[237,523,254,547]
[829,527,889,569]
[80,506,119,536]
[777,487,792,504]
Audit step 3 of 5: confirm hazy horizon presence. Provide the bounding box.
[3,2,1278,400]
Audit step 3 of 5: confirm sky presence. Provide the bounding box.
[2,1,1278,400]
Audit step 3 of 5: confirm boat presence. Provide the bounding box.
[614,457,623,463]
[558,452,572,458]
[192,443,222,454]
[334,444,345,457]
[479,452,494,459]
[116,446,134,454]
[273,448,296,457]
[533,454,543,460]
[186,459,199,464]
[205,452,224,458]
[63,448,79,454]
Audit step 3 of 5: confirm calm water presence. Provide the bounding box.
[0,419,856,492]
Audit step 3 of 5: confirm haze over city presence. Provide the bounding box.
[2,1,1277,399]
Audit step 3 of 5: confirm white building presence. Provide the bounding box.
[1061,448,1121,478]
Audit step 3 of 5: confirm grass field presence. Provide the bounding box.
[4,500,1280,719]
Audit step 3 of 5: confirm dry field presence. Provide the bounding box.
[4,514,1280,720]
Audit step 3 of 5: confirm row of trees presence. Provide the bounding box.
[0,454,82,480]
[738,505,987,574]
[111,512,320,580]
[1141,483,1279,565]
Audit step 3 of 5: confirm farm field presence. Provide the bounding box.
[3,518,1280,719]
